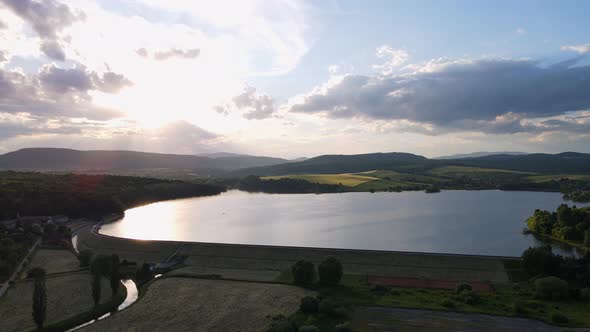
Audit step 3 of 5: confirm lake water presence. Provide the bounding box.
[100,190,588,257]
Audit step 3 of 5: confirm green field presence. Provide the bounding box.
[262,173,379,187]
[525,174,590,183]
[428,166,534,176]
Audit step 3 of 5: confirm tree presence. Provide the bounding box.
[534,276,568,300]
[584,230,590,247]
[110,254,120,295]
[318,256,343,286]
[92,273,101,306]
[78,249,94,267]
[291,260,315,286]
[90,254,112,277]
[32,269,47,329]
[557,204,575,226]
[521,246,562,277]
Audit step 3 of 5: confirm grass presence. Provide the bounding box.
[80,277,313,332]
[429,166,534,176]
[0,273,115,332]
[525,174,590,183]
[262,173,379,187]
[26,249,81,276]
[280,272,590,329]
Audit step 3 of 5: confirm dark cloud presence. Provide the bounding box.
[290,58,590,133]
[0,19,6,29]
[0,65,131,120]
[0,0,84,61]
[0,50,6,62]
[40,40,66,61]
[223,86,276,120]
[153,48,200,61]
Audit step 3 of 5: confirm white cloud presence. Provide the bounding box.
[561,43,590,54]
[516,27,526,35]
[373,45,409,76]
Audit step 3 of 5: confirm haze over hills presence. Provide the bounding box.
[1,148,590,176]
[435,151,528,160]
[0,148,288,172]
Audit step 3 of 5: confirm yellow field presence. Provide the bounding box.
[429,166,534,175]
[262,173,379,187]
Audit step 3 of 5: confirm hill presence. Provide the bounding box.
[0,148,288,172]
[435,151,527,159]
[451,152,590,174]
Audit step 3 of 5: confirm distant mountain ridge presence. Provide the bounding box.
[435,151,528,159]
[0,148,288,171]
[1,148,589,176]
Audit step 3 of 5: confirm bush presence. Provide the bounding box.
[441,299,455,308]
[581,288,590,300]
[291,260,315,286]
[299,296,319,314]
[298,326,319,332]
[551,312,569,323]
[369,283,388,295]
[318,299,334,316]
[511,301,527,314]
[318,256,343,286]
[455,283,472,294]
[534,276,569,300]
[521,246,562,276]
[78,249,94,267]
[457,290,480,305]
[267,315,295,332]
[334,321,352,332]
[27,267,46,279]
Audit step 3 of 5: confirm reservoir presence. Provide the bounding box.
[100,190,587,257]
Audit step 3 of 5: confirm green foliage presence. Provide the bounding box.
[298,325,319,332]
[32,272,47,329]
[584,231,590,247]
[110,254,120,295]
[521,246,562,276]
[511,300,527,314]
[551,312,569,323]
[455,283,472,294]
[91,273,102,306]
[266,314,295,332]
[334,321,353,332]
[453,289,480,305]
[318,256,343,286]
[299,296,319,314]
[78,249,94,267]
[441,299,455,308]
[291,260,315,286]
[534,276,569,300]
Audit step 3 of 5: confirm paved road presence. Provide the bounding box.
[0,237,41,298]
[353,307,590,332]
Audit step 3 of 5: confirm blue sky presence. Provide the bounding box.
[0,0,589,158]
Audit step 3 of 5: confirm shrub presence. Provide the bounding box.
[27,267,46,279]
[534,276,569,300]
[441,299,455,308]
[455,283,472,294]
[318,299,335,316]
[511,301,527,314]
[300,296,319,314]
[291,260,315,286]
[457,290,480,305]
[581,288,590,300]
[521,246,562,276]
[298,326,319,332]
[551,312,569,323]
[334,321,353,332]
[267,315,295,332]
[78,249,94,267]
[318,256,343,286]
[369,283,388,295]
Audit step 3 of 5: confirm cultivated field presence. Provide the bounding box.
[262,173,379,186]
[27,249,80,275]
[428,166,534,176]
[81,278,313,332]
[0,273,112,332]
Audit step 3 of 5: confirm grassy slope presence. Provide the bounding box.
[262,173,379,187]
[429,166,534,175]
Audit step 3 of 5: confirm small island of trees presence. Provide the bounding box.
[526,205,590,246]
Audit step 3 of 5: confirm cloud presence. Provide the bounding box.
[290,57,590,134]
[0,64,131,120]
[136,48,148,58]
[216,85,276,120]
[561,44,590,54]
[516,28,526,35]
[373,45,409,75]
[153,48,200,61]
[0,0,84,61]
[40,40,65,61]
[0,50,6,62]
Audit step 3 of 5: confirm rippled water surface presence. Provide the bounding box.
[100,190,588,257]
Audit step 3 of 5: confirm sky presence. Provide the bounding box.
[1,0,590,158]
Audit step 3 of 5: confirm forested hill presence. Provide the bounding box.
[231,152,431,176]
[232,152,590,176]
[0,148,287,171]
